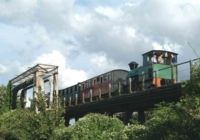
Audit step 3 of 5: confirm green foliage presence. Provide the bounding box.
[30,86,46,113]
[37,88,46,113]
[0,95,200,140]
[0,85,9,114]
[6,81,12,110]
[0,109,64,140]
[116,124,146,140]
[53,113,124,140]
[0,128,18,140]
[144,96,200,140]
[184,60,200,95]
[0,110,34,140]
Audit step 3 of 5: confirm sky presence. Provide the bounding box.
[0,0,200,88]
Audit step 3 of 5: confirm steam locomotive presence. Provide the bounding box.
[59,50,178,106]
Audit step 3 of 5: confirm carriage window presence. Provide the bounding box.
[78,85,81,91]
[108,73,111,80]
[64,90,67,97]
[97,77,100,83]
[100,77,103,83]
[75,85,77,91]
[58,90,61,95]
[104,75,107,81]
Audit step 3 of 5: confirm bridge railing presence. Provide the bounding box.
[156,58,200,83]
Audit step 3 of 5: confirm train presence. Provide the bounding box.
[59,50,178,106]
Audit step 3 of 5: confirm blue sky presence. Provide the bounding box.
[0,0,200,88]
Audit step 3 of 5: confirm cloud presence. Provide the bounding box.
[152,41,181,52]
[1,0,200,86]
[0,64,7,74]
[95,6,122,18]
[0,0,37,24]
[73,0,200,63]
[34,50,87,88]
[0,0,75,31]
[90,53,120,73]
[123,0,200,47]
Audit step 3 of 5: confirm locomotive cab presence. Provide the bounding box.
[143,50,177,66]
[143,50,178,88]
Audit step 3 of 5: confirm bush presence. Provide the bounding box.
[116,124,146,140]
[0,85,9,114]
[0,109,64,140]
[144,97,200,140]
[53,113,124,140]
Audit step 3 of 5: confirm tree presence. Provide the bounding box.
[0,109,64,140]
[116,124,146,140]
[143,98,200,140]
[30,86,46,114]
[184,60,200,95]
[6,81,12,110]
[0,85,9,114]
[53,113,124,140]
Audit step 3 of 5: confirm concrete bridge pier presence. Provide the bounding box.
[20,89,27,108]
[64,115,81,126]
[105,111,114,117]
[64,116,70,126]
[34,70,45,113]
[123,111,133,124]
[138,110,145,124]
[121,110,145,124]
[12,89,18,109]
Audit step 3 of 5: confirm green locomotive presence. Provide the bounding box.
[128,50,178,92]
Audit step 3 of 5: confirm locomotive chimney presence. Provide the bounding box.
[128,61,138,70]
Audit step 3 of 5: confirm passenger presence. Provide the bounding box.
[171,54,177,64]
[151,54,157,63]
[147,56,150,63]
[158,54,164,64]
[164,52,168,58]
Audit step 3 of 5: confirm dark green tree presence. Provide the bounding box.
[6,81,12,110]
[0,85,9,114]
[184,60,200,95]
[0,109,64,140]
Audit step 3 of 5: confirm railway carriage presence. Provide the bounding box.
[79,70,128,101]
[59,69,128,106]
